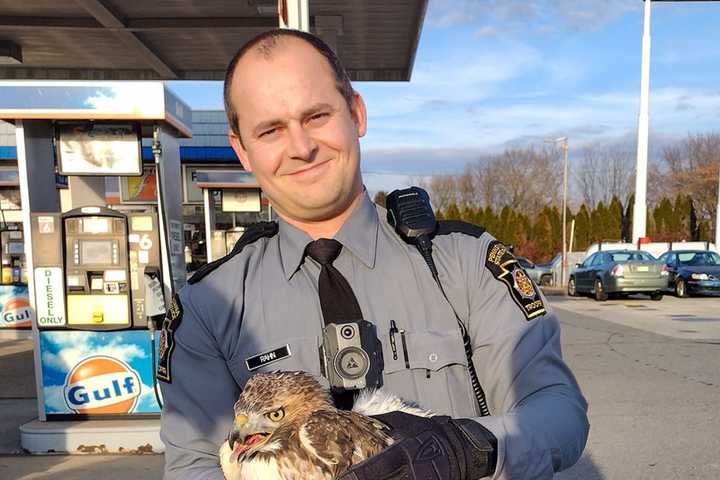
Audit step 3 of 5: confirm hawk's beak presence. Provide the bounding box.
[227,414,272,463]
[228,414,247,450]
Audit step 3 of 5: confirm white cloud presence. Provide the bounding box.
[44,384,70,413]
[426,0,638,33]
[42,338,145,372]
[137,381,161,412]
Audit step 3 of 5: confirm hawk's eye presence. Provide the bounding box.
[266,408,285,422]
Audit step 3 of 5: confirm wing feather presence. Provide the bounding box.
[299,409,391,477]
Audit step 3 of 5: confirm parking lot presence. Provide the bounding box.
[550,294,720,342]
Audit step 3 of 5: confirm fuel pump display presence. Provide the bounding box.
[64,209,132,328]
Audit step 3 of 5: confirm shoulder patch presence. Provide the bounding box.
[157,293,183,383]
[485,241,546,320]
[188,221,278,285]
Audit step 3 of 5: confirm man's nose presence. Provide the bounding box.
[286,124,318,161]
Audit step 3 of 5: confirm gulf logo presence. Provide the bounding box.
[1,297,33,328]
[63,356,141,414]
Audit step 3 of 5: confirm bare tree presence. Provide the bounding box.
[574,144,635,208]
[419,174,458,212]
[660,133,720,231]
[470,145,562,216]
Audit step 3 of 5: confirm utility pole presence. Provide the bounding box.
[546,137,569,286]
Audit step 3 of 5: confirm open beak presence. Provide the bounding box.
[227,414,272,463]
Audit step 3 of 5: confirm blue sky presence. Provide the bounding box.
[168,0,720,192]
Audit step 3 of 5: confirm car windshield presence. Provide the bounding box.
[609,251,655,263]
[677,251,720,266]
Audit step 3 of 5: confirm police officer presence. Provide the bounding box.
[159,29,589,480]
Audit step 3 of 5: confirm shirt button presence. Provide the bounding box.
[428,353,438,363]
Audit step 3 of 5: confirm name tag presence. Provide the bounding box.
[246,345,292,371]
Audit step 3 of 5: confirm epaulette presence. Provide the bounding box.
[434,220,486,239]
[188,221,279,285]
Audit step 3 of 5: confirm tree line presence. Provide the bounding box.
[373,132,719,263]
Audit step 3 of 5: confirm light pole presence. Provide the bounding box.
[632,0,653,244]
[546,137,569,287]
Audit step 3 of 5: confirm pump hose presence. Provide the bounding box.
[149,323,163,410]
[416,238,491,417]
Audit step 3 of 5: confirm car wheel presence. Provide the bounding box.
[568,277,578,297]
[675,279,688,298]
[594,278,607,301]
[540,274,552,286]
[650,291,663,301]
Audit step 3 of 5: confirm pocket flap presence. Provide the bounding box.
[383,329,468,373]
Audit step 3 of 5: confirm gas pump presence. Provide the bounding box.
[1,228,26,284]
[0,226,32,329]
[3,81,190,452]
[194,170,271,262]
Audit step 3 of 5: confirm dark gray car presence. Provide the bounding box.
[568,250,667,301]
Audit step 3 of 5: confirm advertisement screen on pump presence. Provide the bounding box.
[40,330,161,415]
[57,122,142,176]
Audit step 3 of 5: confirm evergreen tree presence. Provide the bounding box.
[574,204,591,251]
[461,206,476,224]
[622,194,634,242]
[607,196,624,241]
[444,203,461,220]
[483,206,498,237]
[590,202,608,243]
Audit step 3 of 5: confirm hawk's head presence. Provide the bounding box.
[227,371,331,463]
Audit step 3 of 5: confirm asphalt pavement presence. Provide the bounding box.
[1,294,719,479]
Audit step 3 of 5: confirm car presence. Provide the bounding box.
[517,256,554,286]
[568,250,667,301]
[657,250,720,297]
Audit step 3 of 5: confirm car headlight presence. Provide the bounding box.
[691,273,709,281]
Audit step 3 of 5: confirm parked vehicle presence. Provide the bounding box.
[657,250,720,297]
[568,250,667,301]
[517,256,554,286]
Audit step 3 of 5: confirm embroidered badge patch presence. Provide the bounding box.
[485,241,546,320]
[246,345,292,371]
[156,293,183,383]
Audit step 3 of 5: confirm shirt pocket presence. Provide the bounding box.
[228,336,323,388]
[381,330,477,417]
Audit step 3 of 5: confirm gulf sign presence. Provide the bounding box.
[63,356,141,414]
[1,296,33,328]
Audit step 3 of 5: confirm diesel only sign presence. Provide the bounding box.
[35,267,66,327]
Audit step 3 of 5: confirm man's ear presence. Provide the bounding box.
[229,132,252,172]
[351,91,367,138]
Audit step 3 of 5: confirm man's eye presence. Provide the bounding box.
[308,112,329,124]
[259,128,278,138]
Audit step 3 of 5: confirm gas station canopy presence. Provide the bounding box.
[0,0,427,82]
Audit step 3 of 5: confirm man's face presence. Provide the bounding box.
[228,38,366,223]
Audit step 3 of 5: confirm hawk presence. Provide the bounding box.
[219,371,431,480]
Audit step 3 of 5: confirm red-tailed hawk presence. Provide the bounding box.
[219,371,431,480]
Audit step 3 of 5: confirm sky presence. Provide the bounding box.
[168,0,720,193]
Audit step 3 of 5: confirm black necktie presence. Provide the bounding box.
[304,238,364,325]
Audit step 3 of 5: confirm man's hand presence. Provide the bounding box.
[337,411,497,480]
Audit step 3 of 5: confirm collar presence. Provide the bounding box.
[278,190,379,281]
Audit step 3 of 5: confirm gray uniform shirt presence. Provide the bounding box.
[159,191,589,479]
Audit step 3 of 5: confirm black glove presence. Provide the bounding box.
[337,411,497,480]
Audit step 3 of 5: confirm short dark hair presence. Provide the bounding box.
[223,29,354,140]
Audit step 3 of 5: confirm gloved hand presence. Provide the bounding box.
[337,411,497,480]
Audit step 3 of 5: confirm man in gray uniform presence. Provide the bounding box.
[159,29,588,480]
